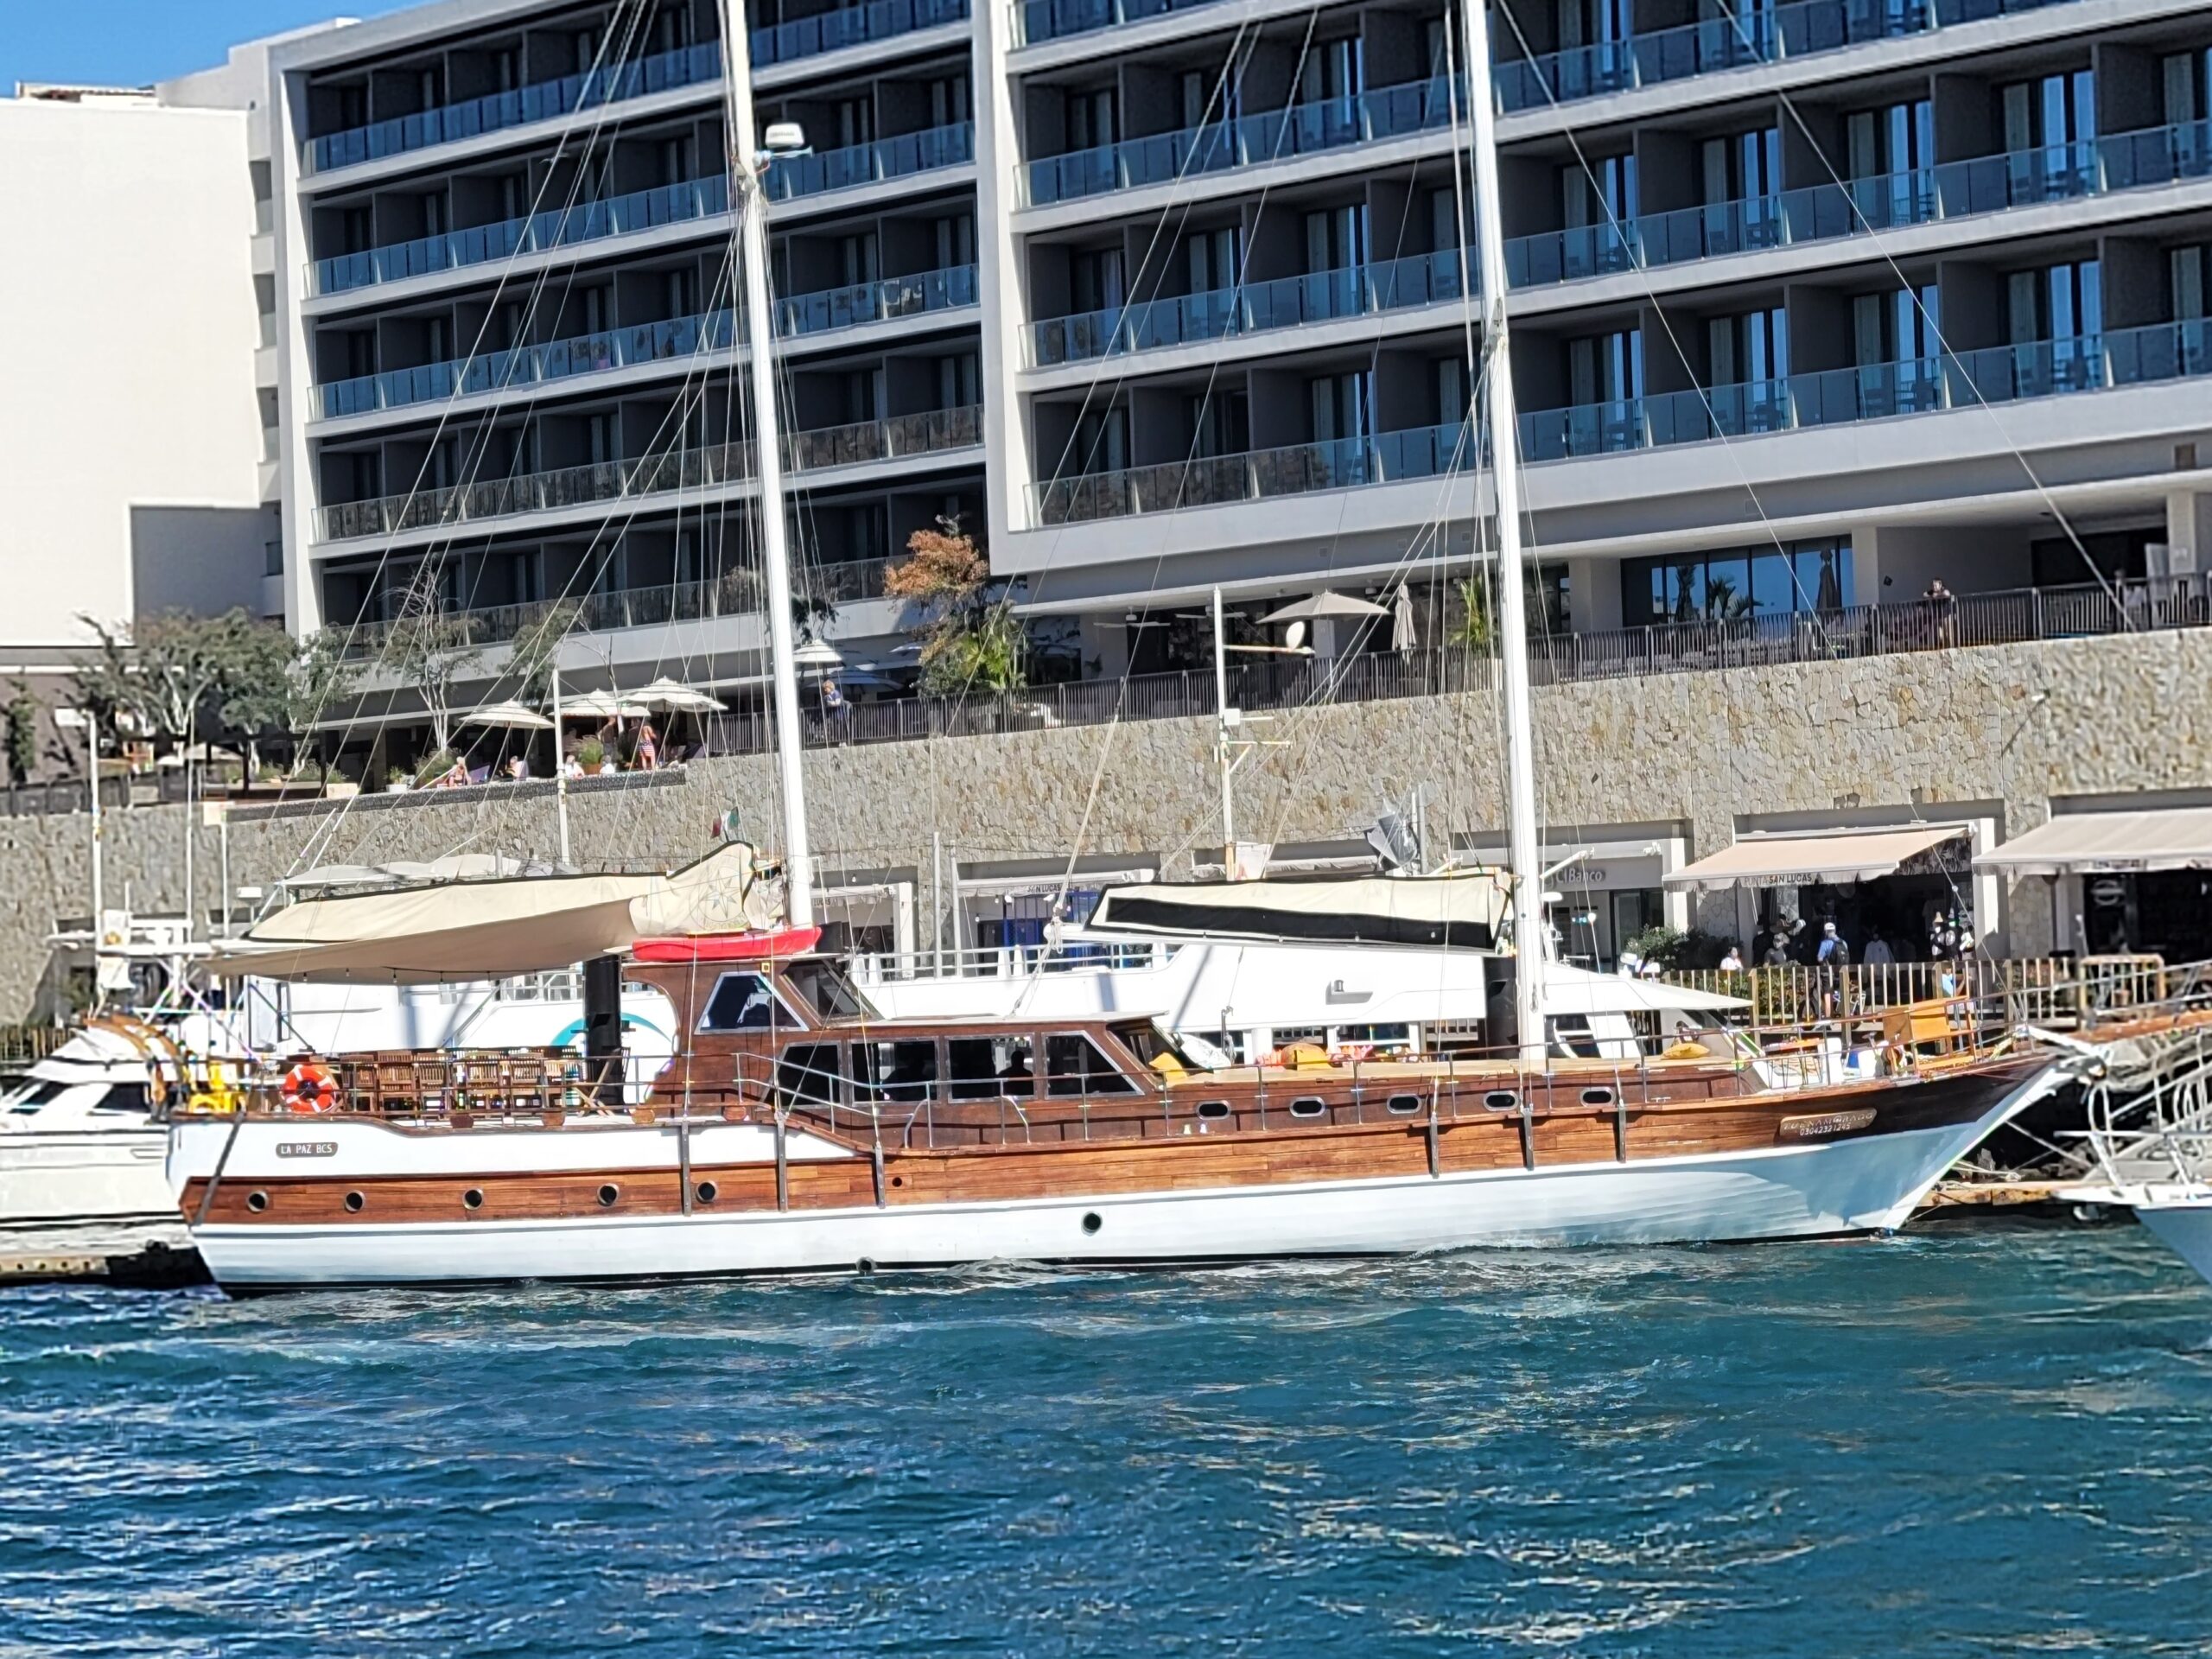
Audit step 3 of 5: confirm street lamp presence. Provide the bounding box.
[53,708,105,965]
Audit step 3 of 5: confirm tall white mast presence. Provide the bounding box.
[1212,585,1235,866]
[716,1,815,926]
[1455,0,1546,1064]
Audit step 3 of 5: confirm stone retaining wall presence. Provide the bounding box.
[1,628,2199,1017]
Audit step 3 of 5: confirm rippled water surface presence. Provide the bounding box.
[5,1224,2212,1656]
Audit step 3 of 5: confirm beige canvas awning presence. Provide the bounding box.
[1088,871,1508,948]
[1976,807,2212,876]
[209,844,779,982]
[1665,826,1965,892]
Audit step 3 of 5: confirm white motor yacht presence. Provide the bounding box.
[0,1028,174,1230]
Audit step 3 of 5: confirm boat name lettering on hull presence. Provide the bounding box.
[276,1141,339,1158]
[1777,1109,1878,1140]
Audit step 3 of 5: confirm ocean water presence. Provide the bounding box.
[3,1223,2210,1657]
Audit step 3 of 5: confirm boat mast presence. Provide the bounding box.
[716,0,815,926]
[1454,0,1546,1064]
[1213,585,1235,868]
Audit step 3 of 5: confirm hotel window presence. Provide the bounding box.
[2172,245,2212,320]
[2164,48,2212,125]
[934,213,976,269]
[1071,246,1124,314]
[2006,259,2101,343]
[1068,86,1115,150]
[1707,307,1788,386]
[1846,98,1933,179]
[2000,69,2095,151]
[1186,226,1239,294]
[1701,127,1780,205]
[1563,151,1636,228]
[1623,540,1852,625]
[1567,327,1643,406]
[1304,203,1367,273]
[1298,36,1363,104]
[928,73,970,127]
[1074,405,1129,474]
[1308,372,1371,444]
[1852,284,1941,365]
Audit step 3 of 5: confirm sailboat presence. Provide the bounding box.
[162,0,2086,1292]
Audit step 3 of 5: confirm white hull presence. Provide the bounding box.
[0,1130,175,1229]
[180,1064,2060,1290]
[2135,1192,2212,1287]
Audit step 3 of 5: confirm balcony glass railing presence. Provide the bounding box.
[1025,78,1454,207]
[1513,321,2211,460]
[1033,319,2212,525]
[1497,0,2085,113]
[754,0,970,65]
[1034,420,1472,524]
[1031,248,1466,366]
[315,403,983,542]
[305,41,721,175]
[340,556,893,657]
[312,174,730,297]
[1015,0,1224,45]
[763,122,974,200]
[316,266,978,420]
[1505,119,2212,289]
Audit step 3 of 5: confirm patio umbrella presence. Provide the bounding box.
[561,690,652,720]
[1390,583,1417,652]
[633,676,727,713]
[461,700,555,731]
[1260,590,1390,626]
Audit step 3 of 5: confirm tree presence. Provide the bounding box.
[284,629,359,747]
[2,683,36,787]
[505,598,582,698]
[215,617,304,778]
[379,567,482,755]
[884,517,1027,696]
[68,609,296,762]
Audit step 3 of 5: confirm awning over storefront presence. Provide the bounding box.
[1665,826,1965,892]
[1976,807,2212,876]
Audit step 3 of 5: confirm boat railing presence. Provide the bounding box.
[1663,953,2182,1032]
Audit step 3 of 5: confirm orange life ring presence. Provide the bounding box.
[283,1061,339,1115]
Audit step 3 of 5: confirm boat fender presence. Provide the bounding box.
[282,1061,339,1115]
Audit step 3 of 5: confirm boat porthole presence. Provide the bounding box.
[1287,1097,1327,1120]
[1197,1100,1231,1121]
[598,1183,620,1208]
[245,1191,269,1213]
[890,1174,904,1187]
[462,1188,484,1211]
[1386,1094,1422,1116]
[1581,1088,1615,1108]
[343,1191,365,1213]
[857,1257,876,1275]
[1082,1211,1103,1236]
[695,1181,718,1205]
[1484,1090,1520,1111]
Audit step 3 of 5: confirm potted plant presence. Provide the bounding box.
[386,766,412,794]
[575,736,606,773]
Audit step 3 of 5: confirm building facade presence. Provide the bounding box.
[181,0,2212,960]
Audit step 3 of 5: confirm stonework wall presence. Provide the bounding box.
[3,629,2203,1017]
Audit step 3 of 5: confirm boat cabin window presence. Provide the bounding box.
[3,1080,69,1115]
[784,958,873,1021]
[776,1043,842,1109]
[698,971,797,1033]
[1550,1014,1603,1060]
[89,1084,149,1115]
[947,1035,1034,1101]
[1044,1033,1139,1097]
[853,1039,939,1104]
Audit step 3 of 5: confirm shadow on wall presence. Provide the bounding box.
[130,505,278,622]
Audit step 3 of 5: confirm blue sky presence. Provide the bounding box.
[1,1,417,93]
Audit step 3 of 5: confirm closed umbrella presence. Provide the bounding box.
[1391,584,1417,652]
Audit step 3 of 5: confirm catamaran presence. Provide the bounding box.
[161,0,2087,1292]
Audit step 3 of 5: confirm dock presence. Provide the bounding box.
[1914,1178,2086,1217]
[0,1239,208,1288]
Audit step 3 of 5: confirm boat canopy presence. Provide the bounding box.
[1664,825,1965,891]
[1088,871,1508,948]
[208,844,779,982]
[1974,806,2212,876]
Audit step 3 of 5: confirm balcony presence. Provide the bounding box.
[338,557,893,657]
[1023,78,1453,207]
[1506,119,2212,289]
[1015,0,1224,47]
[754,0,971,66]
[314,403,984,542]
[1034,420,1470,524]
[1030,248,1465,367]
[1521,321,2209,460]
[1495,0,2083,113]
[310,175,729,298]
[315,265,978,421]
[304,41,721,176]
[763,122,974,201]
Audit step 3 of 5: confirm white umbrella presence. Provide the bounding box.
[633,676,727,713]
[461,700,556,731]
[1391,583,1417,652]
[561,690,652,720]
[1260,590,1390,626]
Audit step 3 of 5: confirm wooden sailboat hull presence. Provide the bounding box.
[170,1058,2068,1291]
